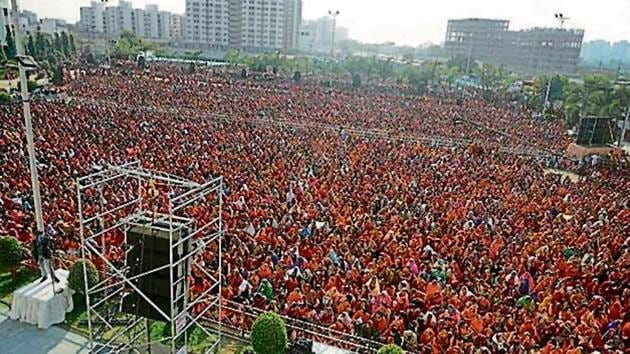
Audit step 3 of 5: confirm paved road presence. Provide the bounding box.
[0,302,89,354]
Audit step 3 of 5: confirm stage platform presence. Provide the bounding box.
[10,269,74,329]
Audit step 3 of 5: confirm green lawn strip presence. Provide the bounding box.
[0,267,40,305]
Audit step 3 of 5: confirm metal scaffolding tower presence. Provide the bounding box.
[76,161,223,353]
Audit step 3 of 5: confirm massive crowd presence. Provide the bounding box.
[1,64,628,353]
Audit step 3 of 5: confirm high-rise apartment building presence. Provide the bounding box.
[444,18,584,74]
[79,1,182,41]
[170,14,185,41]
[297,16,348,53]
[0,0,9,46]
[79,1,105,34]
[185,0,302,52]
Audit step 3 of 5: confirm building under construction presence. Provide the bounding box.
[445,18,584,74]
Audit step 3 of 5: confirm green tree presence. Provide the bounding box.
[425,44,445,58]
[225,48,241,66]
[251,312,287,354]
[137,55,147,70]
[26,34,36,57]
[34,32,47,59]
[0,45,6,65]
[292,70,301,82]
[0,237,24,281]
[446,55,468,73]
[4,25,16,60]
[68,33,76,54]
[375,58,395,81]
[397,64,428,95]
[53,33,64,57]
[352,72,361,87]
[51,65,64,86]
[60,32,70,56]
[402,51,415,63]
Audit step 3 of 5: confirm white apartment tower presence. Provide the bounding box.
[79,1,105,34]
[185,0,229,48]
[170,14,185,41]
[0,0,9,46]
[185,0,302,51]
[79,1,181,41]
[144,4,160,39]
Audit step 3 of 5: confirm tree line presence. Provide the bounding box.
[2,25,77,87]
[227,51,629,128]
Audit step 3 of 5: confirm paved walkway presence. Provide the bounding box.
[0,302,89,354]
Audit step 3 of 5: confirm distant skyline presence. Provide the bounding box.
[20,0,630,46]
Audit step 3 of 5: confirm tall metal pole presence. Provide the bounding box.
[465,33,473,75]
[619,105,630,147]
[11,0,44,233]
[542,76,552,119]
[328,10,339,57]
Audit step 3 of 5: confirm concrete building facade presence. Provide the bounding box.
[444,18,584,74]
[170,14,185,41]
[185,0,301,52]
[79,1,182,41]
[297,16,348,54]
[0,0,9,46]
[79,1,105,34]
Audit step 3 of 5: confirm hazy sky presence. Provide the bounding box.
[21,0,630,45]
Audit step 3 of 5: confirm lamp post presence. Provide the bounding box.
[619,105,629,147]
[554,13,570,29]
[328,10,340,57]
[542,75,553,119]
[10,0,44,233]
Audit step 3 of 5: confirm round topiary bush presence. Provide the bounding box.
[68,259,99,294]
[251,311,287,354]
[0,237,24,268]
[238,346,255,354]
[0,237,24,280]
[378,344,405,354]
[0,92,12,105]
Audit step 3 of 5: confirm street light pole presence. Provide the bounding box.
[10,0,44,233]
[542,76,552,119]
[328,10,340,57]
[619,105,629,147]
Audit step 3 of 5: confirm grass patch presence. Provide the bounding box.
[0,267,39,305]
[62,293,90,335]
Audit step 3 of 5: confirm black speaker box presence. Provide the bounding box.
[121,220,191,321]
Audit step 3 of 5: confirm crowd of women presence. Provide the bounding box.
[1,64,628,353]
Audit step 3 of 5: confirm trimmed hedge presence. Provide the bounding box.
[0,237,24,268]
[251,312,287,354]
[68,259,99,294]
[378,344,405,354]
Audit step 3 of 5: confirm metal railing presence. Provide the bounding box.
[60,96,558,158]
[202,298,386,353]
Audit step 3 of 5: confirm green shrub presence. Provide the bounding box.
[251,312,287,354]
[0,237,24,268]
[67,259,99,294]
[378,344,405,354]
[292,71,301,83]
[352,73,361,87]
[238,346,255,354]
[17,80,40,92]
[0,92,11,105]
